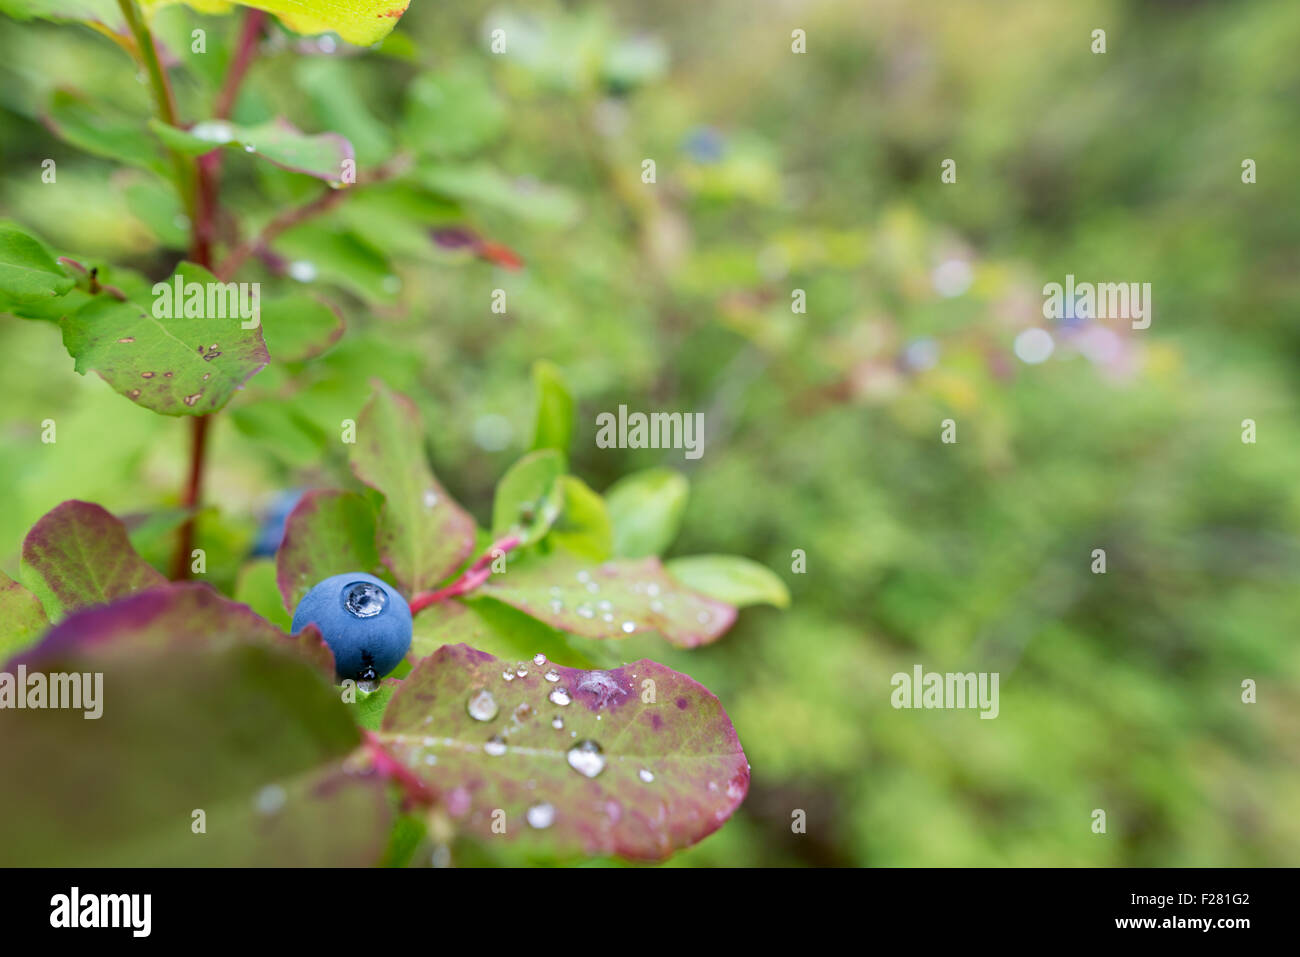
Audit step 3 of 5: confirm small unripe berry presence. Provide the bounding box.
[291,572,412,682]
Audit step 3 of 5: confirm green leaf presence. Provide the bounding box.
[20,500,167,623]
[377,643,750,860]
[549,476,613,561]
[665,555,790,609]
[530,359,574,455]
[60,261,270,416]
[348,384,477,595]
[0,0,122,29]
[234,557,292,630]
[272,225,399,304]
[261,293,344,362]
[140,0,410,48]
[403,64,506,158]
[150,118,354,184]
[275,489,385,611]
[491,449,564,544]
[46,90,166,174]
[0,585,393,865]
[605,468,689,558]
[296,57,394,168]
[420,164,582,228]
[350,679,398,731]
[0,571,48,658]
[479,555,737,648]
[0,225,75,305]
[411,597,604,669]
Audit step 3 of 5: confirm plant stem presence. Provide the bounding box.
[213,10,266,120]
[116,0,196,228]
[170,414,211,580]
[408,535,522,614]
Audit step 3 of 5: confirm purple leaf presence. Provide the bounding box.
[20,500,167,622]
[12,582,329,680]
[478,555,737,647]
[276,489,386,611]
[348,383,477,595]
[378,643,750,860]
[0,592,391,865]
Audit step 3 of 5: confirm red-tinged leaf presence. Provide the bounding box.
[11,582,327,680]
[0,571,48,657]
[378,644,749,860]
[0,608,391,865]
[348,384,477,595]
[288,621,337,680]
[276,489,386,611]
[20,500,167,622]
[478,555,737,648]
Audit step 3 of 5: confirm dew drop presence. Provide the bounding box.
[576,604,594,619]
[544,669,560,683]
[549,599,564,613]
[548,687,571,706]
[467,688,499,722]
[576,570,591,583]
[483,735,507,757]
[551,716,564,730]
[423,489,439,508]
[288,260,318,282]
[526,802,555,829]
[646,583,660,597]
[501,670,515,682]
[639,768,655,783]
[344,581,387,618]
[515,664,528,678]
[532,653,547,667]
[254,783,286,815]
[621,621,636,634]
[566,740,606,778]
[597,600,612,612]
[601,613,614,623]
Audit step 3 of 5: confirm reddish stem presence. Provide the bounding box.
[408,535,522,615]
[170,414,211,580]
[213,10,266,120]
[363,731,436,808]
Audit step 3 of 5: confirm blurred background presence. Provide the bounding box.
[2,0,1299,865]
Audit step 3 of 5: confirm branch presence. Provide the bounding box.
[213,10,266,120]
[408,535,522,615]
[214,152,414,281]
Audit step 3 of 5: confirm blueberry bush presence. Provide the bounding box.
[0,0,786,865]
[2,0,1299,868]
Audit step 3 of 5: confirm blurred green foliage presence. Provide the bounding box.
[2,0,1299,865]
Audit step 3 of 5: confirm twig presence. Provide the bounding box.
[213,10,266,120]
[408,535,522,614]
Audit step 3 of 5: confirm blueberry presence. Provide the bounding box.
[291,572,412,682]
[251,489,305,558]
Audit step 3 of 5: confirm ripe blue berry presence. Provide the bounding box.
[291,572,412,682]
